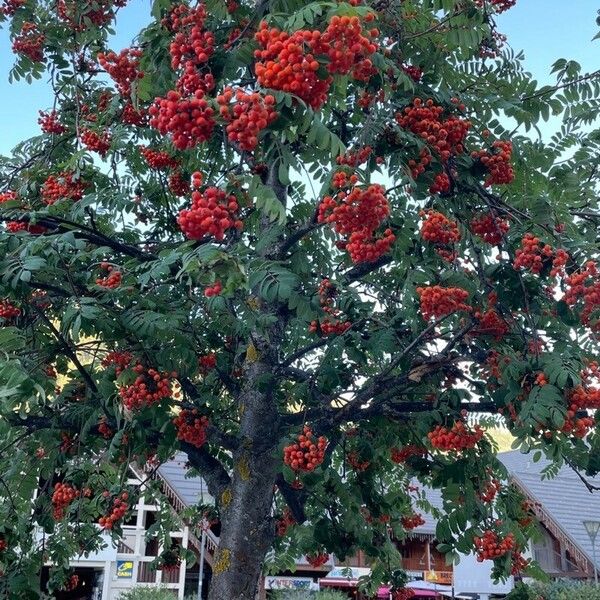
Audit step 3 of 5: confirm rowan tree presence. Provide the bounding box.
[1,1,600,599]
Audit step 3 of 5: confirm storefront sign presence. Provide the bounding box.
[116,560,134,579]
[264,576,318,590]
[424,570,453,585]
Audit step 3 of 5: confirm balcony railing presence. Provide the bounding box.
[533,547,581,573]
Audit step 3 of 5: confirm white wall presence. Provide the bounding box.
[453,552,514,596]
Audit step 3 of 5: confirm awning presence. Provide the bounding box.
[319,577,360,588]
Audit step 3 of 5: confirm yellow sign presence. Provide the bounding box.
[117,561,134,579]
[424,570,453,585]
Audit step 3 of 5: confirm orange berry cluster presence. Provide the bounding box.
[102,350,132,375]
[38,110,66,134]
[474,530,515,561]
[470,213,510,245]
[5,220,45,234]
[276,507,295,537]
[99,492,129,529]
[513,234,567,276]
[419,209,460,245]
[119,364,175,410]
[173,409,209,448]
[565,261,600,331]
[0,300,21,320]
[471,140,514,186]
[63,575,79,592]
[478,478,501,503]
[168,4,214,70]
[306,552,330,568]
[283,425,327,472]
[390,445,426,464]
[57,0,127,29]
[168,171,190,196]
[254,24,332,110]
[178,186,242,241]
[52,482,79,520]
[97,48,143,97]
[346,451,370,471]
[41,172,87,205]
[401,513,426,530]
[309,279,352,337]
[12,22,45,62]
[149,89,215,150]
[416,285,471,321]
[217,87,278,151]
[0,190,17,204]
[402,63,423,82]
[396,98,471,164]
[318,183,394,263]
[429,171,451,194]
[139,146,179,170]
[96,262,122,289]
[472,308,509,340]
[428,421,483,451]
[204,281,222,297]
[98,417,113,439]
[337,146,372,167]
[122,102,147,126]
[80,127,112,157]
[1,0,26,16]
[198,353,217,373]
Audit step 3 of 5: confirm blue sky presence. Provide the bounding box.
[0,1,598,155]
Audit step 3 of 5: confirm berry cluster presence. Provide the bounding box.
[1,0,26,16]
[57,0,127,29]
[318,183,394,263]
[346,451,370,471]
[390,445,426,464]
[122,102,147,126]
[470,213,510,245]
[99,491,129,529]
[474,530,515,561]
[63,575,79,592]
[0,300,21,320]
[416,285,471,321]
[12,22,45,62]
[428,421,483,451]
[96,262,122,289]
[276,507,295,537]
[217,87,278,152]
[52,482,79,520]
[479,478,501,503]
[306,552,329,568]
[168,4,214,70]
[396,98,470,164]
[178,186,242,241]
[169,171,190,196]
[419,209,460,245]
[564,261,600,331]
[283,425,327,472]
[173,409,209,448]
[198,353,217,373]
[102,350,132,375]
[401,513,426,530]
[98,417,113,439]
[337,146,372,167]
[513,234,567,276]
[0,537,6,553]
[472,308,509,340]
[402,63,423,82]
[309,279,351,337]
[204,281,222,297]
[80,127,112,156]
[41,172,87,205]
[429,171,451,194]
[471,141,514,186]
[254,23,332,110]
[139,146,179,170]
[119,364,175,410]
[97,48,143,97]
[149,89,215,150]
[38,110,66,135]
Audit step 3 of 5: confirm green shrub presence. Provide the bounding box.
[514,580,600,600]
[119,586,177,600]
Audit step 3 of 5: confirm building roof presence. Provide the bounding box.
[498,449,600,569]
[157,451,214,507]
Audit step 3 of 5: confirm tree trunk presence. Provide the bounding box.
[207,359,280,600]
